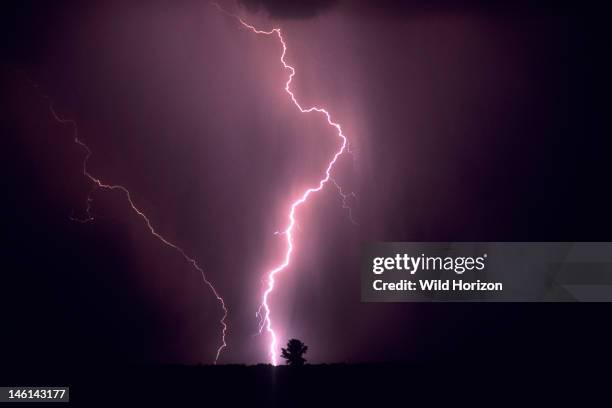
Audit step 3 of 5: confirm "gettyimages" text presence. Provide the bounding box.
[372,253,487,275]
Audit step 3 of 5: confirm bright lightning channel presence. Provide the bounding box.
[214,3,353,366]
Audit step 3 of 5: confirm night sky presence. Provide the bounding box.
[1,0,610,369]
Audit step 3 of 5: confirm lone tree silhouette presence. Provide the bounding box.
[281,339,308,366]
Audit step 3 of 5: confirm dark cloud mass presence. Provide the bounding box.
[238,0,338,19]
[237,0,578,20]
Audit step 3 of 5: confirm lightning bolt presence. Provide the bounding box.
[213,3,353,365]
[22,76,228,364]
[331,178,359,226]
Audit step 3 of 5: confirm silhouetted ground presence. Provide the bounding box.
[2,360,604,406]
